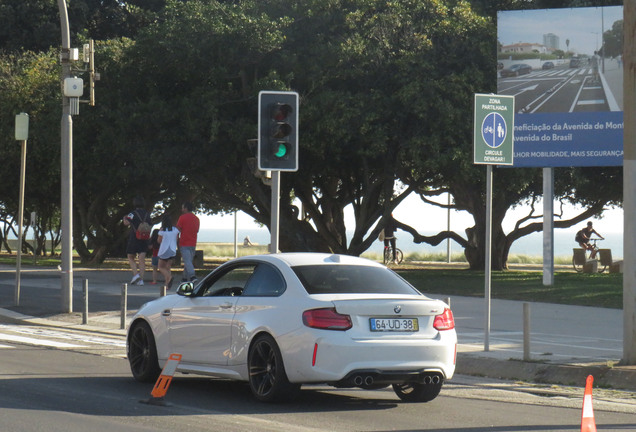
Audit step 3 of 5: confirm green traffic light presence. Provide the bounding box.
[273,142,288,158]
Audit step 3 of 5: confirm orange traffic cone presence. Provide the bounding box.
[581,375,596,432]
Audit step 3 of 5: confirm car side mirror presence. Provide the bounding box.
[176,282,194,296]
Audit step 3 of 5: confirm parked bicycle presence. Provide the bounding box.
[383,245,404,266]
[572,238,606,273]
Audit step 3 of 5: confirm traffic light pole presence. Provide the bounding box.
[270,171,280,254]
[257,90,299,253]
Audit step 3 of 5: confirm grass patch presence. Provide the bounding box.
[1,245,623,310]
[396,268,623,309]
[197,243,269,257]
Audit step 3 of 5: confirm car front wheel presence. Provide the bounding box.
[128,321,161,383]
[248,334,300,402]
[392,380,443,402]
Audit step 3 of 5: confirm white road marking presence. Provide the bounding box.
[0,333,87,348]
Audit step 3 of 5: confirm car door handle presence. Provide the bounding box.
[220,302,233,309]
[162,309,171,317]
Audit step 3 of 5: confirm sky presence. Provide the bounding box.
[498,6,623,56]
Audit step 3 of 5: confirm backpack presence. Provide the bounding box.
[574,230,584,243]
[134,211,152,240]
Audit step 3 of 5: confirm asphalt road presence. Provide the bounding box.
[498,65,613,113]
[0,326,635,432]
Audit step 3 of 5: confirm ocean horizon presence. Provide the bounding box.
[199,228,624,259]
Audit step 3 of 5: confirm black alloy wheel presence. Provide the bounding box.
[128,321,161,382]
[248,334,300,402]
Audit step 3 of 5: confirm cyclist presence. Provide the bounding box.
[383,214,399,264]
[575,221,604,259]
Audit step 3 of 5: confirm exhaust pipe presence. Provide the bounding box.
[353,375,363,386]
[432,375,441,384]
[364,375,374,386]
[424,375,432,384]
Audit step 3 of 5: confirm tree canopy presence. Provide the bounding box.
[0,0,624,268]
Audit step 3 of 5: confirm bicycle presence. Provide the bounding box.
[572,238,606,273]
[383,245,404,266]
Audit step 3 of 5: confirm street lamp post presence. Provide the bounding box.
[58,0,73,312]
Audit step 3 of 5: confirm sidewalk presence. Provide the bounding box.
[1,265,636,391]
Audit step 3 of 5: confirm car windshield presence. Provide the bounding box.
[292,265,421,295]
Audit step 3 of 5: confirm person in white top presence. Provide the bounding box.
[157,214,180,289]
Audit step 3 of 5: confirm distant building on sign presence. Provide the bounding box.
[500,42,547,54]
[542,33,560,51]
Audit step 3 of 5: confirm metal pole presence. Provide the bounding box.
[32,214,37,265]
[601,8,605,74]
[542,168,554,286]
[484,165,492,352]
[58,0,73,313]
[270,171,281,254]
[82,278,88,325]
[14,140,27,306]
[121,283,128,330]
[523,302,531,361]
[623,0,636,364]
[234,211,238,258]
[446,193,451,263]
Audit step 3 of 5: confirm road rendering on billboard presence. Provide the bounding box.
[497,6,623,167]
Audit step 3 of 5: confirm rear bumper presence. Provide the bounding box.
[280,330,457,384]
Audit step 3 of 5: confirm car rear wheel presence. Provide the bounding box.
[392,380,443,402]
[248,334,300,402]
[128,321,161,383]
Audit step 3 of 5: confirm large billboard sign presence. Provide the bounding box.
[497,6,623,167]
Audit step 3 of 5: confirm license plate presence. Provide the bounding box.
[369,318,419,332]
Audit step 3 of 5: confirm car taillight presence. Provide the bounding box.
[302,308,352,330]
[433,308,455,331]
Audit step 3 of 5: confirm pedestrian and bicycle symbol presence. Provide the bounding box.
[473,94,515,165]
[481,112,507,148]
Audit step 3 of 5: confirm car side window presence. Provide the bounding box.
[199,265,256,297]
[241,263,286,297]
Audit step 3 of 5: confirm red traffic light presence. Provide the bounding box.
[272,103,293,121]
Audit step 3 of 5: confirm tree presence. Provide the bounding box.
[0,49,62,255]
[603,19,623,58]
[0,0,624,269]
[70,0,624,267]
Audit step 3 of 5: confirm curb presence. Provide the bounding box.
[0,307,128,337]
[456,355,636,390]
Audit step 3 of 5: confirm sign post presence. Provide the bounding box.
[14,113,29,306]
[474,94,514,352]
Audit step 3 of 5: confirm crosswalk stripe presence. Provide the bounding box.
[0,333,88,348]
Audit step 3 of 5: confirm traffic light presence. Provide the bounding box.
[258,91,299,171]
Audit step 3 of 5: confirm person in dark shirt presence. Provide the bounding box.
[383,215,398,264]
[575,221,604,259]
[123,196,151,285]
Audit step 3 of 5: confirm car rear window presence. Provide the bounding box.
[292,265,421,295]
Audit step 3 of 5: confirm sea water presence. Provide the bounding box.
[199,228,623,259]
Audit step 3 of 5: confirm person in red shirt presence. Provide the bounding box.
[176,201,200,282]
